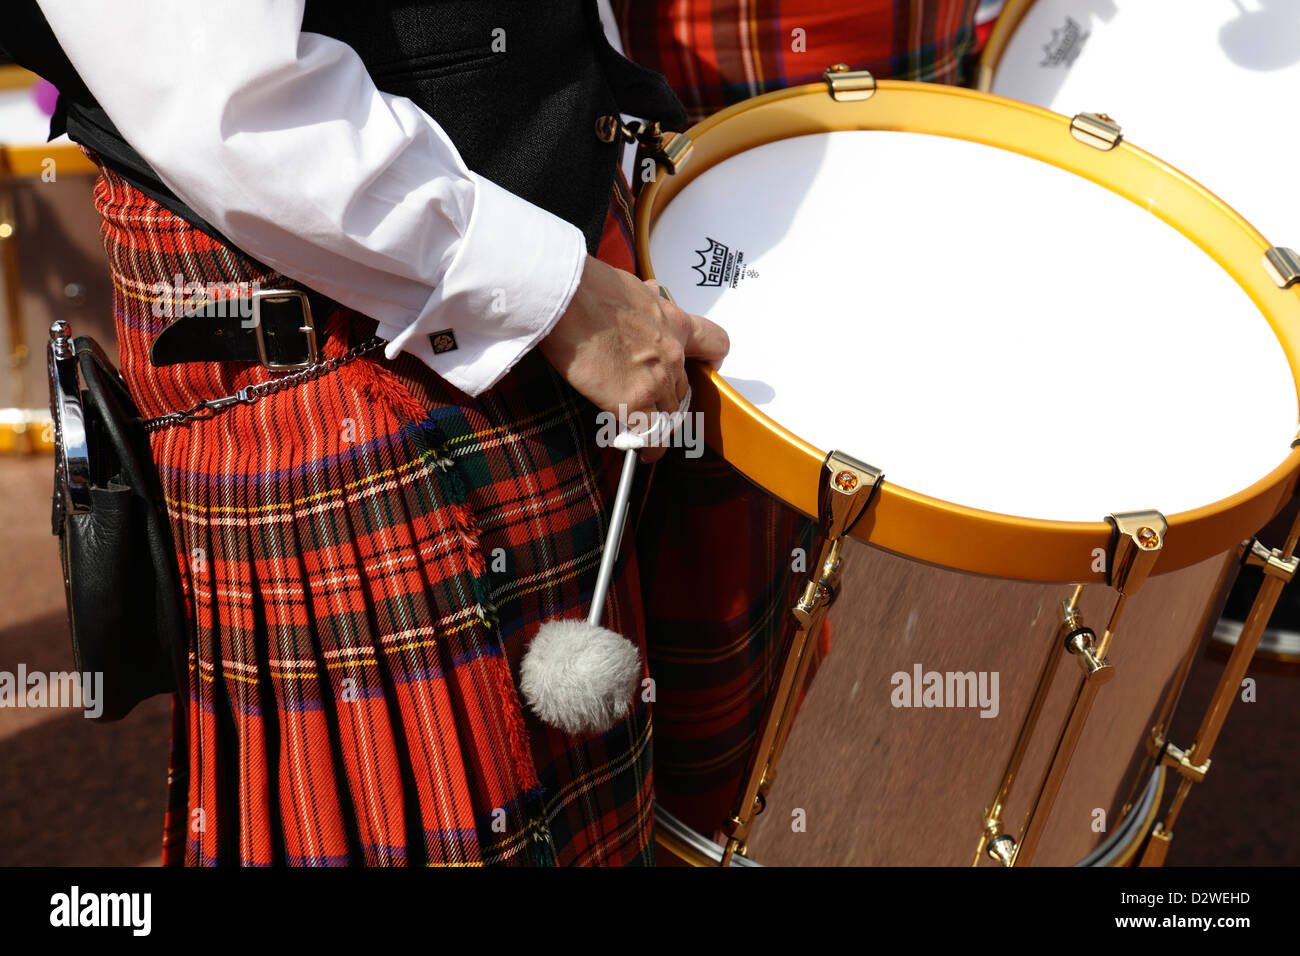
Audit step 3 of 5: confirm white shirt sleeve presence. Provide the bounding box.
[34,0,588,397]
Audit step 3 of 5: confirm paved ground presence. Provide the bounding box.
[1,454,1295,866]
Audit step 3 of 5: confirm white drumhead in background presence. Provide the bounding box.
[991,0,1300,246]
[0,88,61,147]
[649,131,1297,522]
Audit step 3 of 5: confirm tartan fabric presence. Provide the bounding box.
[638,453,828,836]
[611,0,982,124]
[92,157,656,867]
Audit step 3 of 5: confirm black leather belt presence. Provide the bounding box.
[149,288,341,370]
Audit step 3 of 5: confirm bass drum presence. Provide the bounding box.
[635,77,1300,865]
[981,0,1300,666]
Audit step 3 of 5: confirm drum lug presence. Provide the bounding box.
[598,116,694,174]
[1069,112,1123,151]
[985,833,1017,867]
[1151,734,1211,784]
[1064,625,1114,684]
[1105,510,1166,595]
[823,64,876,102]
[1244,538,1299,582]
[1263,247,1300,289]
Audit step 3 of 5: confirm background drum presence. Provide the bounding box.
[636,75,1300,865]
[0,63,114,453]
[980,1,1300,666]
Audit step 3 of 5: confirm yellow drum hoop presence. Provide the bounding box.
[634,80,1300,582]
[974,0,1039,93]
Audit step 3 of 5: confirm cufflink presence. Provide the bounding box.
[429,329,458,354]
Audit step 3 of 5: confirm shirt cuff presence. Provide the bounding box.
[380,172,587,397]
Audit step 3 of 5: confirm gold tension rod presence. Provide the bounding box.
[719,451,883,866]
[1138,484,1300,865]
[976,511,1166,867]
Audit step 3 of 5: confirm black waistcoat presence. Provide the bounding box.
[1,1,685,255]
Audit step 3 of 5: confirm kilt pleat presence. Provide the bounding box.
[91,159,654,867]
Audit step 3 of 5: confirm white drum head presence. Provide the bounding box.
[991,0,1300,247]
[649,130,1297,522]
[0,87,59,147]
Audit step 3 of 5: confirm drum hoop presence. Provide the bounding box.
[975,0,1037,92]
[0,144,97,178]
[652,766,1164,867]
[635,80,1300,582]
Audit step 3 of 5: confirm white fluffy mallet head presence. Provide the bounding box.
[519,619,642,736]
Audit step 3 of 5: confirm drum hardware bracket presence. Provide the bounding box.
[1139,508,1300,865]
[719,451,883,866]
[1105,510,1166,595]
[595,116,694,174]
[823,64,876,102]
[1244,538,1299,581]
[1064,625,1113,683]
[1147,731,1211,784]
[985,834,1016,868]
[977,592,1111,867]
[1263,246,1300,289]
[1069,112,1123,151]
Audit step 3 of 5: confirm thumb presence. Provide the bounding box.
[683,311,730,368]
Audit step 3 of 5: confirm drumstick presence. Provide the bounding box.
[587,447,637,626]
[520,384,693,736]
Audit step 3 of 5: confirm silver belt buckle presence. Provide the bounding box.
[250,289,317,370]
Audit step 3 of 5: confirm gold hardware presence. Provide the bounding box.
[634,121,693,174]
[1065,626,1114,683]
[1263,246,1300,289]
[597,117,694,174]
[1012,584,1137,866]
[1106,510,1166,595]
[1143,508,1300,865]
[823,64,876,102]
[595,115,622,144]
[986,834,1017,867]
[1069,112,1122,151]
[1157,739,1211,783]
[1139,823,1174,867]
[1244,538,1299,582]
[721,450,882,865]
[973,588,1081,866]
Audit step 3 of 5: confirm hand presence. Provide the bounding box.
[538,255,729,462]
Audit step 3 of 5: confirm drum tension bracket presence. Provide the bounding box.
[792,452,883,625]
[1244,538,1299,582]
[1148,730,1211,784]
[823,64,876,103]
[1105,510,1166,595]
[594,116,694,174]
[1070,112,1123,151]
[1264,247,1300,290]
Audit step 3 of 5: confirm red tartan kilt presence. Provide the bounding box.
[92,159,657,866]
